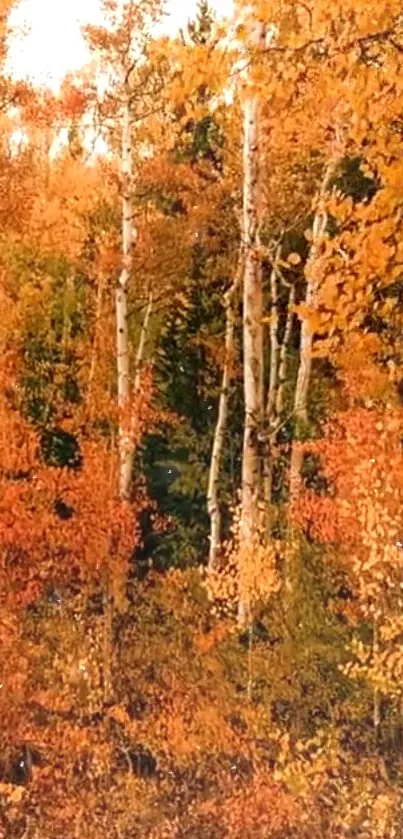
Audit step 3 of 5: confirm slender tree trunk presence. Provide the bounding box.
[62,274,74,355]
[275,283,295,418]
[373,617,380,736]
[289,159,338,504]
[133,287,153,395]
[262,244,282,524]
[117,93,134,501]
[207,254,243,570]
[239,19,266,624]
[266,244,282,427]
[87,274,105,410]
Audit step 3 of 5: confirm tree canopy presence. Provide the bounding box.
[1,1,403,837]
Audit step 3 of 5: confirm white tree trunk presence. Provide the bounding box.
[289,159,338,505]
[239,18,266,624]
[117,93,134,501]
[133,287,154,395]
[262,244,282,523]
[275,283,295,418]
[62,274,74,354]
[266,244,282,427]
[207,254,243,570]
[87,273,105,414]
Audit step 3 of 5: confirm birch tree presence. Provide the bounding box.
[207,253,243,569]
[262,241,283,526]
[133,286,154,396]
[275,282,295,420]
[238,13,266,622]
[116,85,134,499]
[85,0,163,501]
[289,155,339,504]
[261,240,295,533]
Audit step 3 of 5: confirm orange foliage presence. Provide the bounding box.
[1,0,403,835]
[294,360,403,622]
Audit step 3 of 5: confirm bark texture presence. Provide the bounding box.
[117,94,134,500]
[239,17,266,623]
[289,159,338,504]
[133,288,153,396]
[207,254,243,570]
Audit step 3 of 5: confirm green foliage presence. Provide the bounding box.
[187,0,215,46]
[41,426,82,469]
[176,1,225,171]
[142,247,242,568]
[141,5,243,567]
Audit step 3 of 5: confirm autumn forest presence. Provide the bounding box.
[1,0,403,836]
